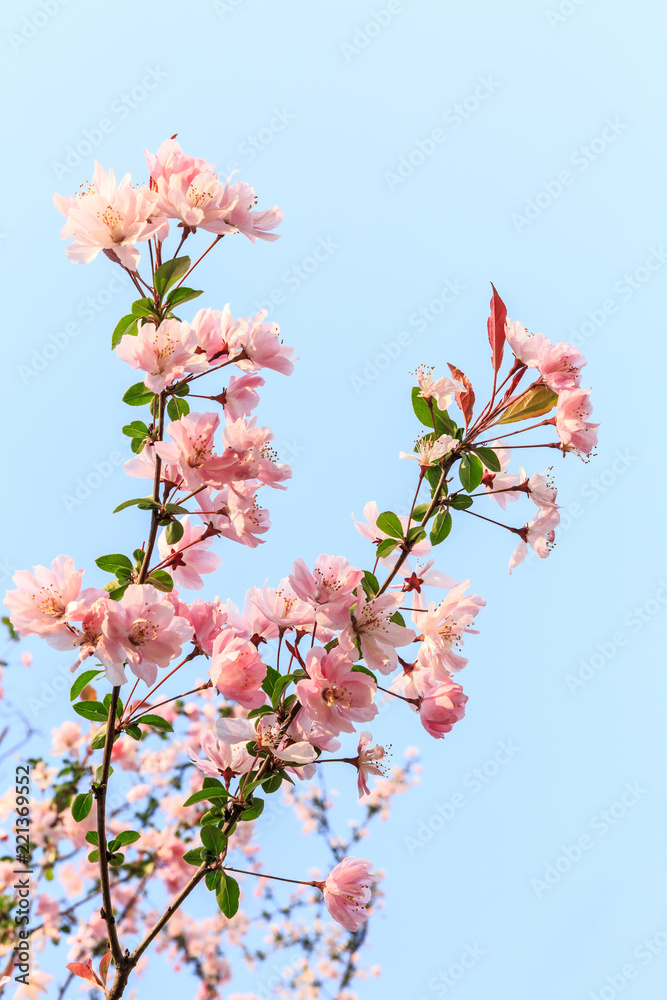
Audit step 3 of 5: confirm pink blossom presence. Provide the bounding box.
[216,714,318,764]
[480,444,522,510]
[296,647,378,735]
[419,678,468,738]
[251,581,316,634]
[181,597,227,655]
[399,433,458,468]
[289,555,363,630]
[53,162,164,269]
[196,482,271,549]
[145,139,239,234]
[220,417,292,490]
[231,311,294,374]
[222,177,284,242]
[321,857,373,932]
[520,467,559,509]
[355,731,388,797]
[504,318,549,368]
[155,411,231,490]
[101,584,193,685]
[188,729,252,781]
[222,373,265,420]
[157,516,221,591]
[123,440,184,489]
[116,318,207,393]
[538,341,586,392]
[413,581,485,677]
[44,592,120,673]
[51,720,86,757]
[209,629,267,709]
[399,558,455,595]
[4,555,84,638]
[509,506,561,574]
[414,366,463,410]
[189,305,240,364]
[339,592,416,675]
[555,387,599,456]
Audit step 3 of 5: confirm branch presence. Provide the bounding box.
[93,684,124,966]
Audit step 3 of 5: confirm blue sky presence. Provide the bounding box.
[2,0,667,997]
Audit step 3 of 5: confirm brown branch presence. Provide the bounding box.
[93,684,124,966]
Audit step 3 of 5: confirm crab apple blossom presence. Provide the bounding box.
[196,482,271,548]
[231,310,295,375]
[509,505,561,574]
[321,857,374,932]
[399,558,456,595]
[221,373,265,420]
[520,467,559,509]
[296,646,378,735]
[100,584,193,685]
[250,580,317,634]
[289,555,363,630]
[353,501,431,557]
[216,713,317,764]
[339,591,416,675]
[504,317,550,368]
[54,162,165,269]
[4,555,84,638]
[123,440,184,488]
[480,444,522,510]
[115,317,207,393]
[222,176,284,242]
[145,138,240,234]
[555,387,599,456]
[188,729,252,782]
[355,732,388,797]
[400,432,458,468]
[189,304,241,363]
[537,341,586,392]
[44,592,120,672]
[220,416,292,489]
[155,411,232,489]
[209,628,267,708]
[418,677,468,738]
[414,581,486,677]
[157,516,221,590]
[414,365,464,409]
[178,596,227,655]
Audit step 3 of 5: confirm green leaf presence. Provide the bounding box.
[111,313,138,350]
[406,526,426,545]
[448,494,473,510]
[95,553,133,574]
[108,853,125,868]
[70,670,102,702]
[182,786,230,808]
[390,610,406,627]
[360,571,380,598]
[87,850,100,863]
[183,847,205,866]
[498,384,558,424]
[145,570,173,593]
[201,825,227,856]
[261,665,280,699]
[351,664,377,681]
[109,831,140,850]
[261,773,283,794]
[474,447,501,472]
[113,496,155,514]
[124,725,142,741]
[138,714,174,733]
[163,502,190,514]
[205,870,222,891]
[430,510,452,546]
[203,776,223,789]
[412,502,431,521]
[154,256,191,298]
[458,453,484,493]
[103,579,129,601]
[240,797,264,821]
[164,520,184,545]
[375,538,398,559]
[216,873,240,918]
[122,420,149,441]
[165,286,203,308]
[411,386,457,436]
[271,674,295,711]
[424,465,444,492]
[85,831,99,846]
[91,725,112,751]
[376,511,403,539]
[167,396,190,422]
[131,297,157,318]
[71,793,92,823]
[170,381,190,397]
[122,382,154,407]
[72,701,108,722]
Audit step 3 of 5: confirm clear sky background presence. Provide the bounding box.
[2,0,667,997]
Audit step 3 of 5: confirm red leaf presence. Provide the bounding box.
[487,283,507,376]
[65,960,104,988]
[447,363,475,430]
[99,952,112,988]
